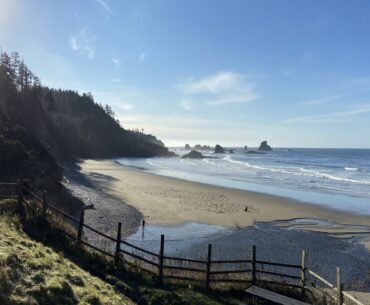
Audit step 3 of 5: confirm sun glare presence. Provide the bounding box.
[0,0,17,26]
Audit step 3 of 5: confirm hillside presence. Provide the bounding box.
[0,199,247,305]
[41,88,170,159]
[0,200,136,305]
[0,50,173,183]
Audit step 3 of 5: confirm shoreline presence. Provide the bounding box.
[77,159,370,237]
[63,159,370,297]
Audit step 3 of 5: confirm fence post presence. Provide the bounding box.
[76,208,85,247]
[115,222,122,268]
[301,249,306,297]
[17,179,23,206]
[336,267,343,305]
[252,245,256,285]
[159,234,165,284]
[206,244,212,289]
[42,191,48,220]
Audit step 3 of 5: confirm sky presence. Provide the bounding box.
[1,0,370,148]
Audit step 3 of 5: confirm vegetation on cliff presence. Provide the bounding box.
[0,50,172,183]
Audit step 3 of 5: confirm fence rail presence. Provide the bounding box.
[0,180,366,305]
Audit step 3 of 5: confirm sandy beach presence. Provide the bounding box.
[78,159,370,235]
[62,159,370,301]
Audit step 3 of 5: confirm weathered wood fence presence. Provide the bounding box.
[0,181,366,305]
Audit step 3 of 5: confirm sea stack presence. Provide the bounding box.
[258,141,273,151]
[182,150,205,159]
[185,144,191,150]
[214,144,225,154]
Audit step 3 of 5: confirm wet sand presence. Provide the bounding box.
[78,159,370,235]
[63,159,370,301]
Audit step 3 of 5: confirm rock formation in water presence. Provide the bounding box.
[185,144,191,150]
[181,150,205,159]
[214,144,225,154]
[258,141,273,151]
[193,144,211,151]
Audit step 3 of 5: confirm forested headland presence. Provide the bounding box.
[0,50,173,185]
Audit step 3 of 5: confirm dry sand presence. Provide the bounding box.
[79,159,370,234]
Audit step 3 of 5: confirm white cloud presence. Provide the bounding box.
[206,91,258,106]
[112,56,120,69]
[69,27,96,60]
[180,100,193,110]
[95,0,113,14]
[139,52,147,61]
[108,78,122,83]
[179,71,258,106]
[353,77,370,89]
[118,104,133,111]
[297,94,345,106]
[285,104,370,123]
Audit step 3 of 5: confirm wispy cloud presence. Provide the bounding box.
[282,69,294,76]
[108,78,122,83]
[302,51,313,61]
[180,100,193,110]
[118,104,133,111]
[297,94,345,106]
[69,27,96,60]
[95,0,113,14]
[139,52,147,61]
[112,56,120,69]
[285,104,370,123]
[179,71,258,106]
[353,77,370,87]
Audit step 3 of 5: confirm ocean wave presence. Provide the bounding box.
[223,156,370,186]
[145,159,173,170]
[179,159,198,166]
[345,167,358,171]
[223,155,299,175]
[300,168,370,185]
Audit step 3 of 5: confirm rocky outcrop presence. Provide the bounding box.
[193,144,211,151]
[258,141,272,151]
[229,149,235,154]
[185,144,191,150]
[214,144,225,154]
[244,145,248,151]
[181,150,205,159]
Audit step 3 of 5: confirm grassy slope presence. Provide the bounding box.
[0,211,135,305]
[0,200,249,305]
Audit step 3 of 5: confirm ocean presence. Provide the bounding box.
[117,148,370,215]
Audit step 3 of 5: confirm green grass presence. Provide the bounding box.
[0,200,253,305]
[0,201,135,305]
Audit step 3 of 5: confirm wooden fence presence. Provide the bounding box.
[0,181,366,305]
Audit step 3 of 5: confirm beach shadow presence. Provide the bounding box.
[88,172,119,182]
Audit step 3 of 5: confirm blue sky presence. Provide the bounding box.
[1,0,370,148]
